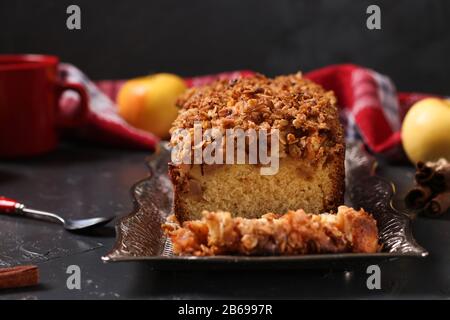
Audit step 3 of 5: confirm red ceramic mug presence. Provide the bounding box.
[0,54,88,157]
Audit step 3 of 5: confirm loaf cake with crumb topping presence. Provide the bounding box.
[169,73,345,222]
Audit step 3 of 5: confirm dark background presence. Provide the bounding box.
[1,0,449,94]
[1,1,450,300]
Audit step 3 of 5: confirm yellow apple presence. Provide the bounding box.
[401,97,450,163]
[117,73,187,138]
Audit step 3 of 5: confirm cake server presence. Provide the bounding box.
[0,196,114,231]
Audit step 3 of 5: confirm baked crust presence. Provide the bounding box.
[168,163,192,223]
[162,206,379,256]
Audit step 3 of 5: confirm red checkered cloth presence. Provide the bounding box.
[305,64,435,160]
[59,63,433,159]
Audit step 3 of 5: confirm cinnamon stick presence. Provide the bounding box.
[424,191,450,217]
[425,159,450,189]
[406,158,450,217]
[434,164,450,190]
[416,161,446,192]
[415,161,434,184]
[405,185,433,209]
[0,265,39,290]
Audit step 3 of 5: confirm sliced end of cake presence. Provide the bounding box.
[163,206,379,256]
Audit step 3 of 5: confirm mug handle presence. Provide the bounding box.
[56,82,89,128]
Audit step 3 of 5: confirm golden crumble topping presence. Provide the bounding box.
[170,73,344,162]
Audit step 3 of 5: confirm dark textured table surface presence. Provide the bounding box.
[0,143,449,300]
